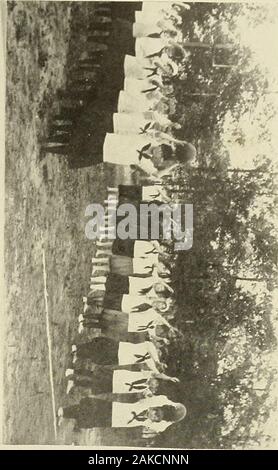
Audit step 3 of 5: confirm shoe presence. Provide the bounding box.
[65,368,74,377]
[66,380,74,395]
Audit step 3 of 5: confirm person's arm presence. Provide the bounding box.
[173,2,191,11]
[154,372,180,382]
[161,280,174,294]
[150,333,170,346]
[157,313,172,329]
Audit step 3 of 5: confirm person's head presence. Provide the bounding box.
[155,99,169,115]
[148,403,187,424]
[152,143,174,166]
[160,403,187,423]
[157,262,171,276]
[166,44,185,62]
[161,83,174,97]
[152,299,169,313]
[157,361,168,372]
[154,283,172,299]
[148,377,160,394]
[165,29,178,39]
[148,407,164,422]
[162,62,176,78]
[153,282,166,294]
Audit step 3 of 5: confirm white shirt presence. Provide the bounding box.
[113,112,155,135]
[132,255,158,275]
[135,37,166,59]
[118,341,159,370]
[128,309,163,334]
[124,54,152,80]
[103,133,157,174]
[128,276,156,296]
[124,77,159,95]
[121,294,151,313]
[112,370,154,393]
[118,91,156,113]
[133,241,158,257]
[112,395,173,431]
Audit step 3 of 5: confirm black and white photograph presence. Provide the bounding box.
[1,0,278,450]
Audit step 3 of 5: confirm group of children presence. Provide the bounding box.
[57,2,194,442]
[45,1,196,176]
[58,184,186,438]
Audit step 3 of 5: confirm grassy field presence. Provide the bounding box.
[4,1,134,445]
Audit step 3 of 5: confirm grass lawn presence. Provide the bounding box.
[4,1,133,445]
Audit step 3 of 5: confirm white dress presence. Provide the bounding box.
[133,22,162,38]
[113,112,155,135]
[128,309,166,333]
[112,369,154,393]
[135,37,166,59]
[141,2,171,16]
[117,341,159,369]
[103,133,158,174]
[112,395,173,430]
[117,90,156,113]
[128,276,157,296]
[124,77,160,96]
[124,55,157,80]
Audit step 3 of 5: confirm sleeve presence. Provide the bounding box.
[147,342,160,362]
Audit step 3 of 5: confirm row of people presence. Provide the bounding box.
[58,3,189,442]
[45,1,196,178]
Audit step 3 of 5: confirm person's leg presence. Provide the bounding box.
[62,405,79,420]
[78,398,112,428]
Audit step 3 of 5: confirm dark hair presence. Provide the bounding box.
[175,142,197,163]
[169,45,185,62]
[161,143,174,161]
[161,405,178,421]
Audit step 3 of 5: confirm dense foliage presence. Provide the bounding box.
[153,2,278,449]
